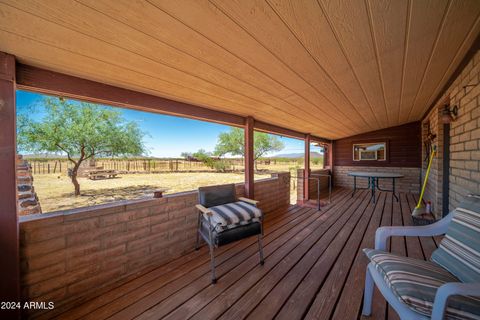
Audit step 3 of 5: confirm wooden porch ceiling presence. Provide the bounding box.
[0,0,479,139]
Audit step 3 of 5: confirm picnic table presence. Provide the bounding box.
[88,169,119,180]
[348,171,404,204]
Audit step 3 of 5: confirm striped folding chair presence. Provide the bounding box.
[362,195,480,319]
[195,184,264,284]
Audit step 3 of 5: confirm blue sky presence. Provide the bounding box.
[16,90,317,158]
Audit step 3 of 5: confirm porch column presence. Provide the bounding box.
[328,141,334,188]
[0,53,20,313]
[328,142,334,170]
[245,116,254,198]
[304,134,311,201]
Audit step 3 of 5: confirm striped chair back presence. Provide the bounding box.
[198,184,237,208]
[431,195,480,283]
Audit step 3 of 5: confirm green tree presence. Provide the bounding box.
[190,149,230,172]
[18,97,146,196]
[192,149,212,163]
[214,127,284,169]
[180,152,192,160]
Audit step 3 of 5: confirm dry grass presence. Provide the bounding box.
[32,160,321,212]
[33,172,272,212]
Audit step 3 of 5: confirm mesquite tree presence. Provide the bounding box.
[18,97,146,196]
[214,127,284,170]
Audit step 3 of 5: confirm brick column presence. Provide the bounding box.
[0,52,20,317]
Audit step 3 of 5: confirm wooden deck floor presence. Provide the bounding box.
[55,188,441,320]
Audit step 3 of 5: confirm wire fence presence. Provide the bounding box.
[27,158,307,175]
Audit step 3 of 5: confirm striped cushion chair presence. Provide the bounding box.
[364,249,480,319]
[194,184,264,284]
[431,195,480,284]
[207,201,262,233]
[362,195,480,320]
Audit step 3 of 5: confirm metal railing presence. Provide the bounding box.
[293,173,332,210]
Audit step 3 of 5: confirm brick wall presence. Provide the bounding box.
[296,169,331,201]
[423,49,480,217]
[19,172,290,317]
[422,106,444,216]
[255,172,290,212]
[333,166,420,194]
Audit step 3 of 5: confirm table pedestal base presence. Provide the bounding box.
[351,176,399,204]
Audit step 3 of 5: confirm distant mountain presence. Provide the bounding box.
[271,152,323,159]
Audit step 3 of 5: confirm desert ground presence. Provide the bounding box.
[31,159,323,212]
[33,172,272,212]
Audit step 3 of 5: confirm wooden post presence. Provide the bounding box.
[0,52,20,317]
[328,141,334,188]
[245,116,254,199]
[304,134,311,201]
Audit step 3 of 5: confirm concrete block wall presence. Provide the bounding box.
[448,52,480,210]
[423,49,480,215]
[255,172,290,211]
[422,104,444,216]
[19,172,290,317]
[333,166,420,194]
[296,169,330,201]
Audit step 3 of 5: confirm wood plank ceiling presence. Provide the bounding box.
[0,0,479,139]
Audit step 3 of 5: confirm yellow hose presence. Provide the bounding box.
[416,147,436,209]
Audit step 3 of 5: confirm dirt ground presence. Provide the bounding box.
[33,172,273,212]
[32,159,324,212]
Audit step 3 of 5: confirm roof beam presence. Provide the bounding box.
[255,120,331,143]
[254,120,305,139]
[16,64,245,127]
[16,63,331,143]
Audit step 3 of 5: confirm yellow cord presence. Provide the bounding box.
[416,148,436,209]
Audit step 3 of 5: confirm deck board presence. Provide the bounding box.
[55,188,437,320]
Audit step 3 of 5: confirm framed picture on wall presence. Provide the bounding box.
[353,142,387,161]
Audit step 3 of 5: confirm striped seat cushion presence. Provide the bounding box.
[207,201,262,232]
[365,249,480,319]
[431,194,480,283]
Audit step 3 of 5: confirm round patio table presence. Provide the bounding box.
[347,171,404,204]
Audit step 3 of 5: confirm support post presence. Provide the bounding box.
[245,116,254,199]
[304,134,311,201]
[442,123,450,216]
[0,52,20,317]
[328,141,334,188]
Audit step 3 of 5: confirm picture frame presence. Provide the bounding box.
[353,141,387,162]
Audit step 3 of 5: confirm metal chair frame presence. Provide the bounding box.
[195,194,264,284]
